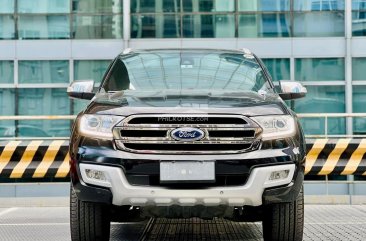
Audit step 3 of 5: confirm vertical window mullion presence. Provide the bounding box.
[14,0,18,39]
[70,0,73,39]
[235,0,238,38]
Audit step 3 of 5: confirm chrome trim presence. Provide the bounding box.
[116,126,258,131]
[80,163,296,206]
[118,137,255,141]
[115,140,259,155]
[118,124,251,128]
[117,140,254,144]
[113,114,262,154]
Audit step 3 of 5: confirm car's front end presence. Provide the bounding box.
[70,105,305,209]
[68,49,306,241]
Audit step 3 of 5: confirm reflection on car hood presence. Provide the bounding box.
[85,90,287,116]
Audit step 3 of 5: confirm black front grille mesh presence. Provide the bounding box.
[124,143,252,152]
[121,130,167,137]
[209,130,255,138]
[128,117,247,125]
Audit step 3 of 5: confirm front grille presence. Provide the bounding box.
[113,114,261,154]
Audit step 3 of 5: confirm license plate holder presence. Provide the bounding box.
[160,161,215,183]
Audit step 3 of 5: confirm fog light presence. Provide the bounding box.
[85,169,106,181]
[269,170,290,181]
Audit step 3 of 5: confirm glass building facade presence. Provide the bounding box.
[0,0,365,138]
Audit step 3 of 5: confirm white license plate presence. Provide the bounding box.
[160,161,215,183]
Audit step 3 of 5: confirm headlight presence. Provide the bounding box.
[79,114,124,139]
[250,115,296,141]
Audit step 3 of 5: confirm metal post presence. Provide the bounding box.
[345,0,354,204]
[14,59,19,137]
[345,0,353,134]
[123,0,131,48]
[325,116,328,138]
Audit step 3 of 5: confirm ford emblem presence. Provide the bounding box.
[170,127,205,141]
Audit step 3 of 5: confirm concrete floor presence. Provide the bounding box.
[0,205,365,241]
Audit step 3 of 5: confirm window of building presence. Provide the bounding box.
[238,0,291,38]
[0,15,15,39]
[72,0,122,13]
[183,0,235,12]
[352,10,366,36]
[293,12,345,37]
[0,89,15,115]
[352,0,366,10]
[72,15,122,39]
[262,58,290,82]
[353,85,366,134]
[18,15,70,39]
[354,0,366,36]
[131,0,180,13]
[294,0,345,11]
[294,86,346,135]
[0,89,15,136]
[238,13,291,37]
[293,0,345,37]
[74,60,110,83]
[294,57,346,135]
[352,58,366,80]
[18,0,70,14]
[295,58,345,81]
[0,61,14,84]
[0,0,15,14]
[238,0,290,11]
[18,88,70,137]
[18,60,69,84]
[352,58,366,134]
[0,0,351,39]
[71,0,123,39]
[131,14,180,38]
[183,14,235,38]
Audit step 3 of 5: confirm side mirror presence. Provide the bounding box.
[67,80,95,100]
[278,81,307,100]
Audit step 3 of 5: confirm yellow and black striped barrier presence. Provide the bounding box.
[306,139,366,176]
[0,138,365,180]
[0,140,69,180]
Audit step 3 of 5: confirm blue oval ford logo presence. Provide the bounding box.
[170,127,205,141]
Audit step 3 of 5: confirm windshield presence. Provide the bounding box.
[101,50,272,93]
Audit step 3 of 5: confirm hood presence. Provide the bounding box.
[85,90,287,116]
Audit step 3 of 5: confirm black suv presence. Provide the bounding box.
[68,49,307,241]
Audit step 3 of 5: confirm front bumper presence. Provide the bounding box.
[79,163,295,207]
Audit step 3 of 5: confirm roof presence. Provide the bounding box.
[120,48,254,56]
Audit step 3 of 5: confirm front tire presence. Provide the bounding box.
[70,184,111,241]
[262,186,304,241]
